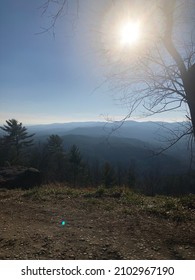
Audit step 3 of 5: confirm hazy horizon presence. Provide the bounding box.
[0,117,188,127]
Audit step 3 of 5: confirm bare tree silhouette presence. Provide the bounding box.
[40,0,195,141]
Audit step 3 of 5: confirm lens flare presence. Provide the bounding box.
[61,220,66,226]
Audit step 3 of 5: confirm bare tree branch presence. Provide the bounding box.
[39,0,195,150]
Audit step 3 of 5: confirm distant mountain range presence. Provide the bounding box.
[60,134,187,175]
[26,120,193,174]
[27,120,189,143]
[0,120,193,174]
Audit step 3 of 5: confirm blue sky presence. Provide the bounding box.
[0,0,188,125]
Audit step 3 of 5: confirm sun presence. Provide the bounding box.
[120,21,140,46]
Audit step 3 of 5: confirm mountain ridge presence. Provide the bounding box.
[0,120,192,173]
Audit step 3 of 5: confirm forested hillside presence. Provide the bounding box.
[0,120,194,195]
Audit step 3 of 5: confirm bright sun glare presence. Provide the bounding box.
[120,21,140,46]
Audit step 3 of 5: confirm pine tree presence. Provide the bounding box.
[46,134,64,155]
[69,144,82,187]
[102,162,116,188]
[42,134,65,182]
[0,119,34,164]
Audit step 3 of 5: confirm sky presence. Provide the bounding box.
[0,0,190,125]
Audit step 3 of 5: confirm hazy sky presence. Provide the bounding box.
[0,0,188,125]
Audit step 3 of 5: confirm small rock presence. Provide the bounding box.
[79,238,85,241]
[69,255,75,258]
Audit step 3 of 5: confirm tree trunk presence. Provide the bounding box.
[185,65,195,138]
[163,37,195,139]
[162,1,195,138]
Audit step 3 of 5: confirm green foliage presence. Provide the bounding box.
[179,194,195,210]
[1,119,193,196]
[83,185,106,198]
[0,119,34,165]
[22,184,81,200]
[41,135,66,182]
[121,189,143,205]
[95,185,105,197]
[23,187,44,201]
[20,183,195,224]
[47,134,64,154]
[102,162,116,188]
[126,166,136,188]
[83,186,139,201]
[143,195,195,221]
[69,144,82,165]
[68,145,83,187]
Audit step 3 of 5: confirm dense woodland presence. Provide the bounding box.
[0,119,194,196]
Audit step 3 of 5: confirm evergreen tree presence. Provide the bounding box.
[126,167,136,188]
[91,159,101,187]
[0,119,34,165]
[102,162,116,188]
[69,144,82,187]
[47,134,64,154]
[0,137,7,166]
[43,134,65,182]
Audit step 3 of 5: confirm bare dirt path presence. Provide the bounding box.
[0,187,194,260]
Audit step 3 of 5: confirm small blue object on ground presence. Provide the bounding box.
[61,220,66,226]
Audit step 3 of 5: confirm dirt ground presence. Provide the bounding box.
[0,186,194,260]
